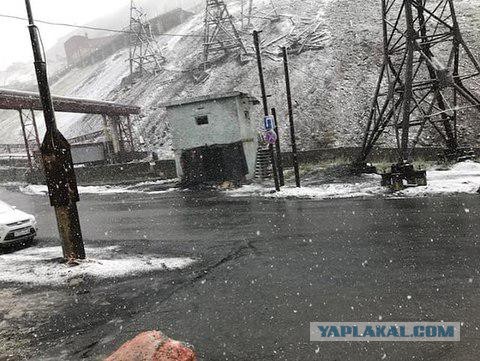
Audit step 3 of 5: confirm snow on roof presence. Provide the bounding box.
[0,88,140,116]
[163,91,260,108]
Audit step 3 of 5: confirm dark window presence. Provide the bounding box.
[195,115,209,125]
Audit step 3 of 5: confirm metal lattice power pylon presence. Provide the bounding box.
[358,0,480,171]
[129,0,165,78]
[241,0,278,29]
[203,0,247,68]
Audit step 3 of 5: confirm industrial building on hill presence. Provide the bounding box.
[64,8,193,68]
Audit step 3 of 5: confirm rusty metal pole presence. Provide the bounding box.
[282,47,301,187]
[271,108,285,186]
[25,0,85,260]
[253,30,280,192]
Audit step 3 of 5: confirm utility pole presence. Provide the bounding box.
[271,108,285,186]
[253,30,280,192]
[25,0,85,260]
[247,0,253,28]
[282,47,301,188]
[240,0,244,30]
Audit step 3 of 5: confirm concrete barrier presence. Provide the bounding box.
[0,167,28,183]
[280,147,480,167]
[2,147,479,185]
[64,160,177,185]
[0,157,29,168]
[0,160,178,185]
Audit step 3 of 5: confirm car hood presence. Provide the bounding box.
[0,209,33,225]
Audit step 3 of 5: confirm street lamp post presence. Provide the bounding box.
[25,0,85,260]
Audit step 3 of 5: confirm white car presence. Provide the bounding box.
[0,201,37,246]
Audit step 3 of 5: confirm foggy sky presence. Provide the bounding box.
[0,0,132,71]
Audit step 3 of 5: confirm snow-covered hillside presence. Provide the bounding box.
[0,0,203,89]
[1,0,479,157]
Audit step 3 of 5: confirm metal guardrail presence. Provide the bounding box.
[0,130,105,154]
[0,144,26,154]
[68,130,104,144]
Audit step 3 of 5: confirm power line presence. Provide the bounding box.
[0,13,204,38]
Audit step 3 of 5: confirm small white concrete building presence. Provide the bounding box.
[164,92,259,185]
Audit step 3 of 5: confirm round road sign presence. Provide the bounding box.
[264,130,278,145]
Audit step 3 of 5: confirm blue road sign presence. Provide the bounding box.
[263,115,276,131]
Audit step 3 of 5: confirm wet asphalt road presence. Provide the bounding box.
[0,185,480,361]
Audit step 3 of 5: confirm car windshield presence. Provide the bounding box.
[0,201,13,214]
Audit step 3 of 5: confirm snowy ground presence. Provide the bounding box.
[228,161,480,200]
[398,161,480,197]
[8,162,480,199]
[0,245,195,286]
[18,179,179,196]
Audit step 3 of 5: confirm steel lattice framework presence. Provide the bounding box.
[359,0,480,164]
[18,109,40,170]
[0,88,140,169]
[203,0,246,68]
[129,0,165,77]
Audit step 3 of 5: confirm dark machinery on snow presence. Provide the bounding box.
[356,0,480,190]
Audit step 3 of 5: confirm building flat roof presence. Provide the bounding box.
[0,88,140,116]
[163,91,260,108]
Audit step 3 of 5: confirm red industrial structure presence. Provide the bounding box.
[64,34,120,67]
[63,8,193,68]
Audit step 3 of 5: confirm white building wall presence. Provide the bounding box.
[167,94,259,180]
[234,97,258,179]
[168,97,242,151]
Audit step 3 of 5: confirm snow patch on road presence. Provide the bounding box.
[0,246,195,286]
[229,161,480,200]
[229,175,385,200]
[19,180,178,196]
[20,184,136,196]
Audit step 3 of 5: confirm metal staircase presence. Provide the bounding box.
[254,147,271,180]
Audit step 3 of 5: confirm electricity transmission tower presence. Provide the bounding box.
[358,0,480,186]
[241,0,278,30]
[129,0,164,78]
[203,0,247,68]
